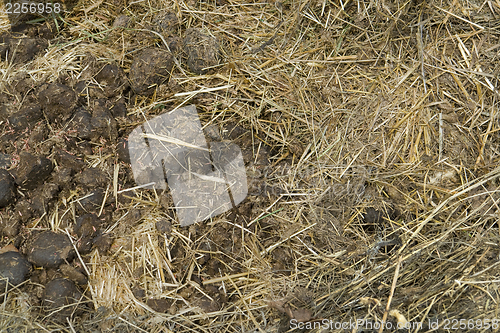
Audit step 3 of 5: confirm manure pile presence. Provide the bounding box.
[1,0,500,332]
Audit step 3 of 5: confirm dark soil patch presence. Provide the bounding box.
[0,15,276,329]
[0,169,16,208]
[129,48,174,96]
[0,32,48,64]
[90,99,118,141]
[146,298,173,313]
[37,83,77,123]
[0,250,31,293]
[70,108,93,140]
[155,218,172,235]
[43,278,85,320]
[8,104,43,131]
[74,214,101,254]
[15,152,54,190]
[93,63,129,98]
[152,12,180,36]
[26,231,75,268]
[59,264,88,286]
[183,28,221,74]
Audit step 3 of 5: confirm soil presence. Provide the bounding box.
[74,214,101,254]
[93,64,129,98]
[37,83,78,123]
[129,48,174,96]
[0,169,16,208]
[0,251,31,293]
[15,152,54,190]
[0,33,48,64]
[183,28,221,74]
[59,264,88,286]
[26,231,75,268]
[0,18,268,322]
[8,105,43,131]
[155,218,172,235]
[0,2,494,332]
[152,12,180,35]
[42,278,85,320]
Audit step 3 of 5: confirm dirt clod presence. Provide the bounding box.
[75,214,99,239]
[192,293,220,313]
[152,12,179,35]
[0,33,48,64]
[132,287,145,299]
[37,83,77,123]
[110,98,127,118]
[94,63,129,98]
[90,100,118,141]
[92,234,112,253]
[76,189,105,214]
[14,200,32,223]
[43,278,84,319]
[70,108,93,140]
[29,183,59,216]
[59,264,88,286]
[0,251,31,293]
[129,48,174,96]
[75,214,100,254]
[27,231,74,268]
[0,217,19,238]
[8,104,42,131]
[146,298,172,313]
[75,167,108,189]
[54,149,84,173]
[155,218,172,235]
[0,170,16,208]
[166,36,183,55]
[183,28,220,74]
[116,138,130,163]
[15,152,54,190]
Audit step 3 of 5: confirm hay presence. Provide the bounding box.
[1,0,500,331]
